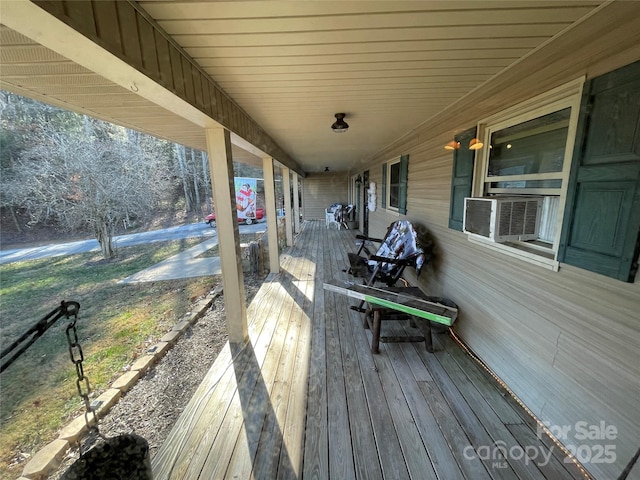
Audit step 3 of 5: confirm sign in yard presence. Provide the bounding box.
[235,177,259,222]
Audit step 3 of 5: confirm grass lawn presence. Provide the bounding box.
[0,238,218,479]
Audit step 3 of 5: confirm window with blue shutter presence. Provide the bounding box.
[383,155,409,213]
[559,60,640,282]
[452,61,639,281]
[448,128,476,231]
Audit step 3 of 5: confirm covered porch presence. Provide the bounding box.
[151,220,585,480]
[2,3,638,479]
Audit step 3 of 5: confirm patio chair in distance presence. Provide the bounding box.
[327,204,355,230]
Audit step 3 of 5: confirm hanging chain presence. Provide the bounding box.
[64,301,102,442]
[1,301,78,373]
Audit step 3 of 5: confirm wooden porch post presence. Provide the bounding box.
[292,173,301,233]
[205,128,247,343]
[283,167,293,246]
[263,156,280,273]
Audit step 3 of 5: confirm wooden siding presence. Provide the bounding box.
[302,172,349,220]
[339,7,640,480]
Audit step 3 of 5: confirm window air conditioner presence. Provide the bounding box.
[463,197,543,243]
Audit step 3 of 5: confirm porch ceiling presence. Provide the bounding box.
[0,1,603,173]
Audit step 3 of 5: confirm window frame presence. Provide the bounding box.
[386,157,401,212]
[483,108,570,196]
[350,174,358,205]
[468,78,585,270]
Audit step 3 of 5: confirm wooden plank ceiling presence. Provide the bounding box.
[0,1,603,173]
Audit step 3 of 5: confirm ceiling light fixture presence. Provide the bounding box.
[444,140,460,150]
[469,138,484,150]
[331,113,349,133]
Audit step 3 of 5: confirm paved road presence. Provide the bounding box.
[0,221,267,265]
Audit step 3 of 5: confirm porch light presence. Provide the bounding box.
[469,138,484,150]
[331,113,349,133]
[444,140,460,150]
[355,175,362,186]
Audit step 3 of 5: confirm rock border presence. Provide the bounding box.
[20,286,223,480]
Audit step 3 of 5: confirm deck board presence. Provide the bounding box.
[151,220,590,480]
[444,336,525,426]
[151,280,279,479]
[435,347,547,480]
[223,285,294,479]
[418,380,493,480]
[372,338,438,480]
[418,338,522,480]
[197,296,284,479]
[277,234,317,479]
[302,225,329,480]
[324,233,356,479]
[331,226,386,480]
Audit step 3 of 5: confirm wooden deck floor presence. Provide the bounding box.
[151,220,587,480]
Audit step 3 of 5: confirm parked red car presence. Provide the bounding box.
[205,208,265,228]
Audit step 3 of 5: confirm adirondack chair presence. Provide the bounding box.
[346,220,451,353]
[347,220,433,294]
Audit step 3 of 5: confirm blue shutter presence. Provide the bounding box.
[559,60,640,282]
[448,127,477,231]
[398,154,409,214]
[381,163,387,209]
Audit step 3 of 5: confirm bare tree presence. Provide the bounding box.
[202,151,212,212]
[13,119,169,259]
[1,91,78,232]
[172,144,211,214]
[190,148,201,213]
[174,143,193,212]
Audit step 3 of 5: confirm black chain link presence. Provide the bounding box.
[64,302,101,440]
[1,301,80,373]
[1,301,109,458]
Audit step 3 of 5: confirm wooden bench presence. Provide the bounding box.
[347,220,432,314]
[324,281,458,353]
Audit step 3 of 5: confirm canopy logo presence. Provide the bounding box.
[463,421,618,468]
[463,441,554,468]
